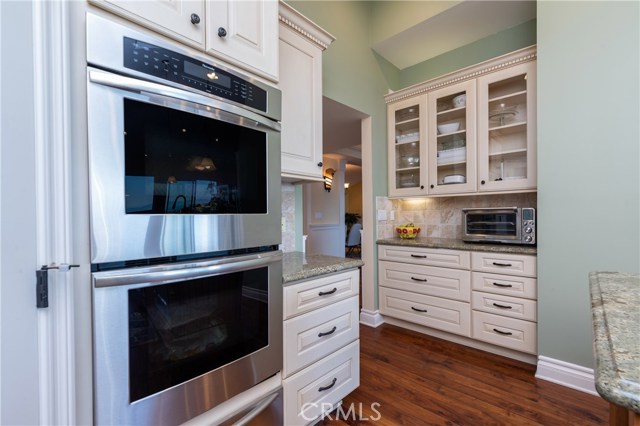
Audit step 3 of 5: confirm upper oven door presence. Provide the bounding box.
[463,207,521,241]
[87,68,281,263]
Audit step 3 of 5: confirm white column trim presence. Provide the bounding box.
[360,117,375,314]
[535,355,598,396]
[359,309,384,328]
[32,1,76,424]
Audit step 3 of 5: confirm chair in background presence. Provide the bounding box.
[345,223,362,256]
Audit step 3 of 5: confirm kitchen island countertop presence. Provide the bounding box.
[282,252,363,284]
[590,271,640,414]
[376,237,537,255]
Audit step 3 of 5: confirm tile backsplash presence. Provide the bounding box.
[376,193,537,240]
[281,183,296,252]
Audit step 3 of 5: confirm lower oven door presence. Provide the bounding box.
[92,250,283,426]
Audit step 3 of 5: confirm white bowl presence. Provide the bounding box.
[453,94,466,108]
[437,122,460,134]
[443,174,466,184]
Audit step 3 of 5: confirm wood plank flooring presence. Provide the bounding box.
[317,324,609,426]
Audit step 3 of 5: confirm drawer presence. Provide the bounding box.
[284,269,359,320]
[471,252,536,277]
[472,291,537,321]
[283,296,359,377]
[378,245,470,270]
[283,340,360,426]
[379,260,471,302]
[472,272,537,299]
[379,287,470,337]
[472,311,537,354]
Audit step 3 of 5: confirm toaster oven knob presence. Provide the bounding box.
[524,226,533,234]
[524,235,533,242]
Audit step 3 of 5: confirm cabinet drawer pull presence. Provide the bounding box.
[411,306,427,313]
[318,377,337,392]
[492,262,513,267]
[492,282,513,288]
[492,302,513,309]
[318,287,337,296]
[493,328,513,336]
[318,326,337,338]
[410,254,427,258]
[410,276,427,282]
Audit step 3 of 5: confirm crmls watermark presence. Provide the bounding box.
[301,402,382,422]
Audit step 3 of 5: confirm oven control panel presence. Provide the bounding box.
[123,37,267,113]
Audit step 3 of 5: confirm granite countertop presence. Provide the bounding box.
[376,237,537,255]
[590,271,640,413]
[282,252,364,284]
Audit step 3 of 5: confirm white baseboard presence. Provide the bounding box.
[359,309,384,328]
[536,355,598,396]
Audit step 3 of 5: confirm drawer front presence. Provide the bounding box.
[472,291,537,321]
[284,296,359,377]
[283,340,360,426]
[379,260,471,302]
[379,287,470,336]
[471,252,537,277]
[284,269,359,320]
[378,245,470,269]
[472,311,537,354]
[472,272,537,299]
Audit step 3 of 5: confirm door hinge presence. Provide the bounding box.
[36,264,79,308]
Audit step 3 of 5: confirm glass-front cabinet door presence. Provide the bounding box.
[477,61,536,192]
[387,96,427,197]
[427,80,476,195]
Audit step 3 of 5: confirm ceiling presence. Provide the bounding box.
[373,1,536,70]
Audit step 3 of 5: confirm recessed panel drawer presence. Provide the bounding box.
[283,340,360,426]
[472,311,537,354]
[471,252,536,277]
[472,291,537,321]
[379,260,471,302]
[378,245,470,270]
[284,269,359,320]
[283,296,359,377]
[472,272,537,299]
[379,287,470,336]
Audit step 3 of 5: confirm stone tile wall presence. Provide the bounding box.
[281,183,296,252]
[377,193,537,240]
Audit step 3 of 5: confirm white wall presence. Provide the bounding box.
[537,1,640,368]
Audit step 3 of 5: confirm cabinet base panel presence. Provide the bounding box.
[382,315,537,365]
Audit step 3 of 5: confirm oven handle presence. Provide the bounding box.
[93,251,282,288]
[88,68,281,133]
[230,390,280,426]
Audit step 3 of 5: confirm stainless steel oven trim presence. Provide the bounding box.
[92,251,283,425]
[86,12,281,122]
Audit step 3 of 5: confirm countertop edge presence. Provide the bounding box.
[376,237,537,255]
[282,252,364,284]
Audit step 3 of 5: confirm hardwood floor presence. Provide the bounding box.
[317,324,609,426]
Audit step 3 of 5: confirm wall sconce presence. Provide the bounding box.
[344,182,350,189]
[324,168,335,192]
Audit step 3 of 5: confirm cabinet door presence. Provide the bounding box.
[278,25,323,181]
[89,0,205,48]
[477,62,537,191]
[388,96,428,197]
[427,80,477,194]
[205,0,279,81]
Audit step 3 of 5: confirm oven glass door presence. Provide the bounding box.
[465,211,519,237]
[87,68,281,263]
[93,251,282,426]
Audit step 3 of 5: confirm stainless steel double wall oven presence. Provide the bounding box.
[86,14,283,425]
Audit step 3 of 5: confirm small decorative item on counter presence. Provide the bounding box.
[396,223,421,239]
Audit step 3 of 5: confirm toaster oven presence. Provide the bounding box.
[462,207,536,245]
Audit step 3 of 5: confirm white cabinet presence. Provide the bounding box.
[278,3,334,182]
[283,269,360,426]
[88,0,279,81]
[378,244,538,357]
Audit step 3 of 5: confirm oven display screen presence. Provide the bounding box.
[184,61,232,89]
[128,267,269,402]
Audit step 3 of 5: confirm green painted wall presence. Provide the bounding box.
[537,1,640,368]
[399,19,537,88]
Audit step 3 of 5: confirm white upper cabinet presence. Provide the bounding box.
[88,0,279,82]
[205,0,279,81]
[477,61,537,192]
[278,2,334,182]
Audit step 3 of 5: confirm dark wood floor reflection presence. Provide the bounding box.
[317,323,608,426]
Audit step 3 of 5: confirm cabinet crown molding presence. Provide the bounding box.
[385,45,536,104]
[279,1,335,50]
